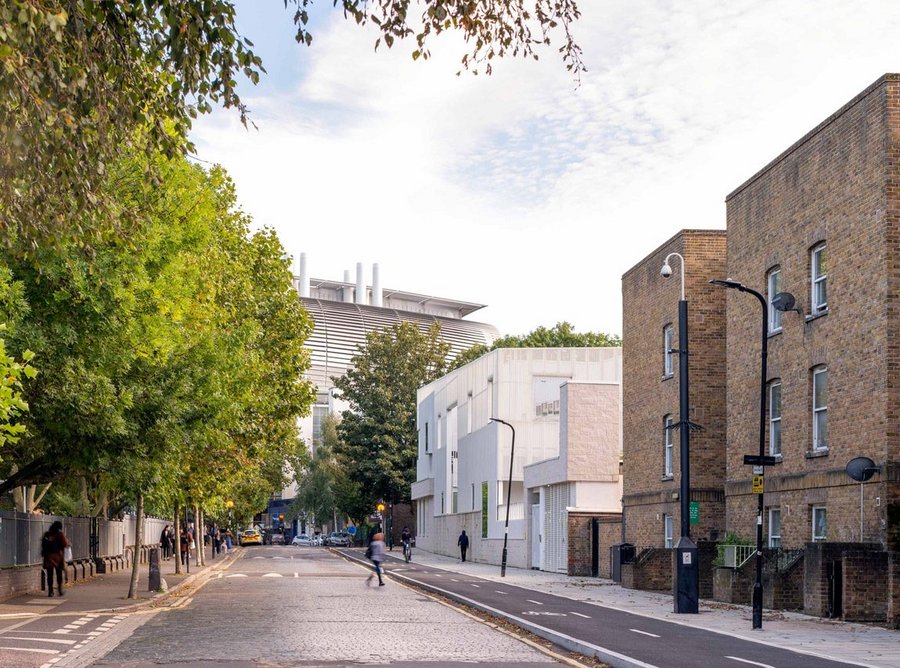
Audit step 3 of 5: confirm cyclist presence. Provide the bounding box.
[400,526,412,562]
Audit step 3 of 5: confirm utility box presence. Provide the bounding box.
[610,543,634,582]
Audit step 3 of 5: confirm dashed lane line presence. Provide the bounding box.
[3,636,78,645]
[525,599,543,606]
[1,646,60,654]
[726,658,775,668]
[570,612,590,619]
[630,629,660,638]
[495,590,508,595]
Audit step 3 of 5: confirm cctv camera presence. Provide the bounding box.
[660,264,672,278]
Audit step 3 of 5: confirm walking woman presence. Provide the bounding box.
[160,524,172,560]
[41,521,69,597]
[366,532,386,586]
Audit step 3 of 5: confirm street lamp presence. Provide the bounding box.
[490,417,516,577]
[661,252,699,614]
[710,278,791,630]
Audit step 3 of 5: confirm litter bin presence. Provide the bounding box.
[610,542,635,583]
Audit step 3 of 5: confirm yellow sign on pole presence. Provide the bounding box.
[752,475,764,494]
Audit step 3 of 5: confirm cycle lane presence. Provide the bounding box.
[336,549,876,668]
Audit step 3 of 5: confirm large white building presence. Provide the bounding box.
[412,347,622,571]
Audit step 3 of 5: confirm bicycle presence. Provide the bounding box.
[402,539,412,563]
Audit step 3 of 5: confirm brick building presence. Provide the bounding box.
[724,74,900,556]
[622,230,728,548]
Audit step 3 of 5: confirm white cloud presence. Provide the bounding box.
[192,0,900,337]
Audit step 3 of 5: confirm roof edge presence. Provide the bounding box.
[621,228,726,280]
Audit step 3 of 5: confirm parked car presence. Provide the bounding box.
[292,534,312,546]
[239,529,262,546]
[269,531,285,545]
[327,531,351,547]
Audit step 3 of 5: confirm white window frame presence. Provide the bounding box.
[663,324,674,377]
[769,381,782,457]
[812,506,827,542]
[767,267,783,333]
[663,414,674,477]
[664,514,673,548]
[812,366,828,451]
[811,243,827,314]
[768,508,782,548]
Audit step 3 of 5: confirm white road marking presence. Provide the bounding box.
[450,578,460,582]
[471,584,480,588]
[51,629,70,635]
[0,646,60,654]
[570,612,591,619]
[2,637,77,645]
[433,574,442,577]
[294,572,299,578]
[226,574,248,577]
[526,599,544,606]
[726,657,775,668]
[495,590,508,595]
[630,629,661,638]
[262,572,283,577]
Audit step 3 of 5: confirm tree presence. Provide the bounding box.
[1,1,583,246]
[0,325,35,453]
[334,322,449,508]
[450,321,621,369]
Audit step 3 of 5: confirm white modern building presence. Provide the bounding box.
[279,255,499,501]
[412,347,622,571]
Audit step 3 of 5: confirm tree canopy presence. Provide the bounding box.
[451,321,621,369]
[1,1,583,246]
[333,322,449,509]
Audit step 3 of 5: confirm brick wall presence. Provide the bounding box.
[622,230,727,547]
[843,549,889,622]
[621,547,672,591]
[724,73,900,551]
[889,551,900,628]
[0,564,44,602]
[566,512,621,577]
[765,554,805,611]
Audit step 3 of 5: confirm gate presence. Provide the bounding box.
[826,560,843,618]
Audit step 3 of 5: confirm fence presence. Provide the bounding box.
[0,511,169,568]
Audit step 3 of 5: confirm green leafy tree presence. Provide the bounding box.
[334,322,449,509]
[451,321,621,369]
[0,325,35,452]
[1,1,582,246]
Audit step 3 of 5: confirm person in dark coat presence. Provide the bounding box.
[41,521,69,597]
[160,525,172,560]
[457,530,469,562]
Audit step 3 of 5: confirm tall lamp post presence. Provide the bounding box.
[661,252,699,614]
[490,417,516,577]
[710,278,789,630]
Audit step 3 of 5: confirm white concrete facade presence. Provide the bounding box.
[413,347,622,569]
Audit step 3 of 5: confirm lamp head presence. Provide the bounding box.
[709,278,743,290]
[660,263,673,278]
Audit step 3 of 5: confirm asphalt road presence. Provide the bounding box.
[341,548,862,668]
[80,545,565,667]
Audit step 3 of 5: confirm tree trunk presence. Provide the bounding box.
[126,492,144,599]
[194,503,202,567]
[174,501,182,575]
[197,505,205,566]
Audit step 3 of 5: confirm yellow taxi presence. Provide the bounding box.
[239,529,262,546]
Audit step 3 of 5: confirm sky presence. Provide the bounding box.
[190,0,900,338]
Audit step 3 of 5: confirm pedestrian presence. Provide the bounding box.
[458,529,469,562]
[160,524,172,561]
[179,525,191,566]
[224,530,233,551]
[41,521,69,597]
[366,532,386,587]
[167,526,175,560]
[213,528,221,555]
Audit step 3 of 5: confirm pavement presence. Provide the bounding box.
[370,546,900,668]
[0,546,240,619]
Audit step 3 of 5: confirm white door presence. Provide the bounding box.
[544,484,568,573]
[531,504,541,569]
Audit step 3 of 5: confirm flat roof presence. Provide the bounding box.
[305,277,487,317]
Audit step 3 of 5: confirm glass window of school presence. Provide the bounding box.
[812,366,828,451]
[663,324,674,377]
[767,267,783,333]
[768,508,781,548]
[812,506,827,542]
[664,514,673,548]
[769,381,782,457]
[663,414,674,477]
[811,243,827,315]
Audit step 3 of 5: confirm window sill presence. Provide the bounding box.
[767,328,783,339]
[805,309,828,323]
[661,373,674,382]
[805,449,829,459]
[661,474,674,481]
[769,454,783,462]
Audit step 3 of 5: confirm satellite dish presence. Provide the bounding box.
[846,456,878,482]
[771,292,797,313]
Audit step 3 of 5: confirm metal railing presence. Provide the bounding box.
[718,543,755,568]
[0,511,169,568]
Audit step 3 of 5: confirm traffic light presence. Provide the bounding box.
[376,503,385,513]
[279,514,284,521]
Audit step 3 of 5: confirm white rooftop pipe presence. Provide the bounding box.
[343,269,353,302]
[372,263,382,307]
[299,253,309,298]
[355,262,365,305]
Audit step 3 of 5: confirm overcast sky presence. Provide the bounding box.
[190,1,900,338]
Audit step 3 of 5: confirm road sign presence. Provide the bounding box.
[752,475,764,494]
[346,526,357,535]
[689,501,699,525]
[744,455,780,466]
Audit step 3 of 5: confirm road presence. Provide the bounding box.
[341,548,864,668]
[0,545,567,667]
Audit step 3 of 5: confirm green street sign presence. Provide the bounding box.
[689,501,700,525]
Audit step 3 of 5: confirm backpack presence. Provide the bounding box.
[41,532,60,557]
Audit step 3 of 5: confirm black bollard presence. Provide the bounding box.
[148,547,161,591]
